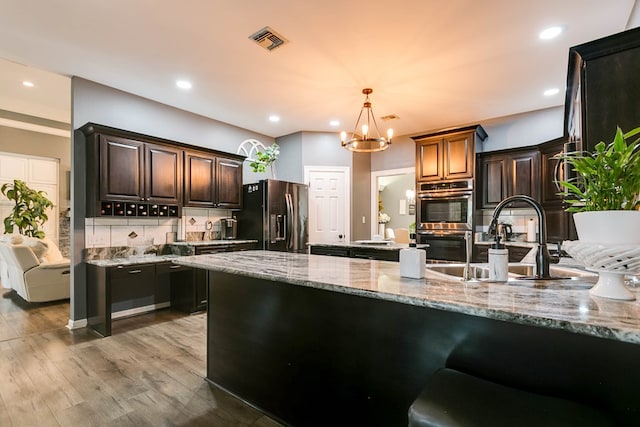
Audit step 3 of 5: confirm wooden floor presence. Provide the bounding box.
[0,287,283,426]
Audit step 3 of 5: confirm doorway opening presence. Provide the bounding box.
[370,167,415,239]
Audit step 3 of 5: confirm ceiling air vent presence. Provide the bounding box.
[381,114,400,121]
[249,26,289,51]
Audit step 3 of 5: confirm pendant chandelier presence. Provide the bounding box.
[340,88,393,152]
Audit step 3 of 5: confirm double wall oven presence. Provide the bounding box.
[416,180,473,262]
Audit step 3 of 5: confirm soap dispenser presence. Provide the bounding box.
[489,235,508,282]
[400,234,426,279]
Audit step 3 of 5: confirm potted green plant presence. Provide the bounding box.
[560,125,640,243]
[559,126,640,300]
[1,179,54,238]
[250,143,280,178]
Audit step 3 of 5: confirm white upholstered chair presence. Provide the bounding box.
[0,234,70,302]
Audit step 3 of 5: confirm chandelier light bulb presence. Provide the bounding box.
[387,128,394,140]
[362,124,369,139]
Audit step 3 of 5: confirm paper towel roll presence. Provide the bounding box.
[527,219,536,242]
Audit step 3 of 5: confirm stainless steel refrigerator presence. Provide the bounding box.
[236,179,308,253]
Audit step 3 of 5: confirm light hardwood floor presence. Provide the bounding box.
[0,287,283,426]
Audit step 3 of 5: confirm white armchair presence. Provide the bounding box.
[0,235,70,302]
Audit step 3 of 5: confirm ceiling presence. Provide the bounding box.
[0,0,637,138]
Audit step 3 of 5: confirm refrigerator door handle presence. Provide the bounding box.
[270,214,286,242]
[285,193,294,249]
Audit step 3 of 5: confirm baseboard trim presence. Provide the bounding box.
[66,302,171,330]
[111,302,171,320]
[67,318,87,330]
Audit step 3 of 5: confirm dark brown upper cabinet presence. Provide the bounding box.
[478,148,539,208]
[216,157,243,208]
[97,134,182,205]
[82,123,245,217]
[184,150,216,207]
[413,125,487,183]
[184,150,243,209]
[565,26,640,153]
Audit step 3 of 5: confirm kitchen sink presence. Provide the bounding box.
[424,264,491,280]
[425,263,597,283]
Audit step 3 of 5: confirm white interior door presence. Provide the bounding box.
[0,152,59,242]
[304,166,350,243]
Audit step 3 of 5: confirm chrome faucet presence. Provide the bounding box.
[462,230,476,282]
[488,195,551,279]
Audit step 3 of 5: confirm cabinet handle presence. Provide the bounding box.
[169,265,181,269]
[128,269,142,274]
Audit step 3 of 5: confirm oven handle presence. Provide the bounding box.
[418,231,470,237]
[418,191,473,200]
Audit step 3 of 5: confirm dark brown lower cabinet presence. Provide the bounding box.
[170,242,259,314]
[86,262,171,337]
[310,245,400,262]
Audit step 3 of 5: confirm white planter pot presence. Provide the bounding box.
[573,210,640,244]
[378,224,386,238]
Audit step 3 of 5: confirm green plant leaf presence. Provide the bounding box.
[558,126,640,212]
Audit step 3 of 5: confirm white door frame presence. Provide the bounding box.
[370,167,415,237]
[304,165,351,242]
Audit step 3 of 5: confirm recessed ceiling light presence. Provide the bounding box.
[22,81,34,88]
[544,88,560,96]
[539,26,563,40]
[176,80,192,90]
[329,120,340,127]
[269,115,280,123]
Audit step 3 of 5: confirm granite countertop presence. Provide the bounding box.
[173,250,640,345]
[169,239,258,247]
[309,241,428,251]
[85,254,183,267]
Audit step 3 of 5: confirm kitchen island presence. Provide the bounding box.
[174,251,640,426]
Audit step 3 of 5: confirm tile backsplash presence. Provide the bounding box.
[85,207,233,248]
[478,208,539,234]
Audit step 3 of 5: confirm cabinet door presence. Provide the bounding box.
[540,138,565,206]
[444,133,474,180]
[509,150,539,201]
[480,154,507,208]
[416,139,443,181]
[145,143,183,204]
[216,157,243,209]
[99,135,144,201]
[184,150,216,207]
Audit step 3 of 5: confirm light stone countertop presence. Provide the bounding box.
[173,250,640,345]
[309,241,428,251]
[168,239,258,247]
[85,254,183,267]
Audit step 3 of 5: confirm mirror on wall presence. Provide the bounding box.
[371,168,415,239]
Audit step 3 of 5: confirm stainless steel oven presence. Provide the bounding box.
[416,180,473,262]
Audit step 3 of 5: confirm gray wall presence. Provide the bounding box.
[370,106,564,172]
[70,77,275,321]
[351,152,371,240]
[275,132,303,183]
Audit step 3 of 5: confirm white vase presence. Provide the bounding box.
[378,223,385,238]
[573,210,640,244]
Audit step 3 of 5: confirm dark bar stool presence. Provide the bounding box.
[408,368,616,427]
